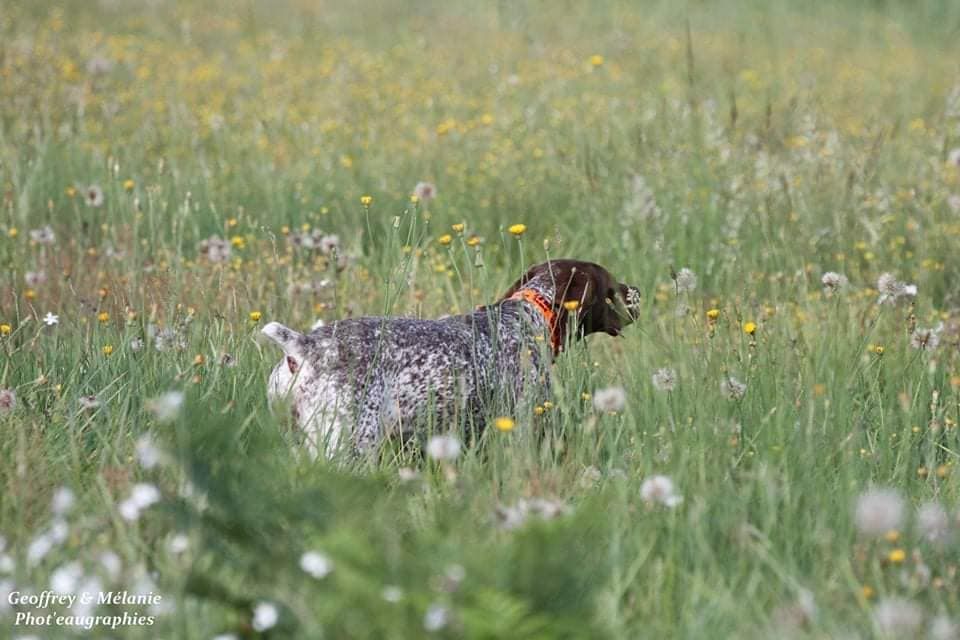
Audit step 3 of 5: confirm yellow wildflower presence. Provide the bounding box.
[0,324,11,336]
[249,311,262,322]
[360,195,373,207]
[493,416,515,432]
[438,234,452,246]
[7,228,17,238]
[563,301,579,311]
[24,289,35,301]
[66,186,77,198]
[102,344,114,356]
[887,548,906,564]
[508,224,527,236]
[97,312,110,323]
[590,54,605,67]
[193,354,205,366]
[451,223,465,233]
[743,321,757,335]
[861,586,874,600]
[123,179,135,191]
[466,235,481,247]
[706,309,720,321]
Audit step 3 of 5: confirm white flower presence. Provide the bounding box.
[930,615,959,640]
[0,389,16,414]
[198,235,232,263]
[78,395,101,410]
[877,272,917,305]
[873,597,924,636]
[413,181,437,203]
[119,483,161,521]
[43,312,59,326]
[821,271,848,294]
[319,234,340,255]
[426,434,461,462]
[51,487,75,515]
[99,551,122,580]
[382,586,403,603]
[147,391,184,423]
[593,386,627,412]
[651,368,677,392]
[135,434,166,469]
[720,377,747,400]
[299,551,333,579]
[910,327,941,351]
[26,534,54,566]
[24,270,46,287]
[252,602,279,632]
[85,185,105,208]
[917,502,951,544]
[640,475,683,508]
[398,467,420,482]
[854,487,904,537]
[423,603,450,632]
[50,561,84,594]
[673,268,697,293]
[29,225,56,245]
[167,534,190,554]
[949,194,960,213]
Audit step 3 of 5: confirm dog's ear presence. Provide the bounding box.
[262,322,307,372]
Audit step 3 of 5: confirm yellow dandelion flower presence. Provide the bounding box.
[438,234,453,246]
[123,179,135,191]
[581,392,591,401]
[533,406,545,416]
[0,324,11,336]
[65,186,77,198]
[249,311,262,322]
[24,289,35,301]
[508,224,527,236]
[97,312,110,323]
[887,548,906,564]
[466,235,481,247]
[563,300,579,311]
[480,113,494,126]
[230,235,245,249]
[743,321,757,335]
[883,529,900,543]
[706,308,720,321]
[193,354,205,366]
[494,416,515,432]
[98,287,109,299]
[281,225,290,235]
[102,344,114,356]
[590,54,605,67]
[861,585,875,600]
[451,223,465,233]
[7,228,18,238]
[360,195,373,207]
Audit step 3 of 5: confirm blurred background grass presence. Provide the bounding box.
[2,0,960,638]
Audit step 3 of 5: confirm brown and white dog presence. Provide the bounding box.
[263,259,641,458]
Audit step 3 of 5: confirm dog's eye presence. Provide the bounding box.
[286,356,299,374]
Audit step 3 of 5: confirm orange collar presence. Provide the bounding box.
[509,288,561,354]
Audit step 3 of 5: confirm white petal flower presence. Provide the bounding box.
[426,434,461,462]
[252,601,279,632]
[43,312,59,326]
[300,551,333,579]
[854,488,904,537]
[593,386,627,412]
[640,475,683,508]
[423,603,450,632]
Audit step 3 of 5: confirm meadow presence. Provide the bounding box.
[3,0,960,637]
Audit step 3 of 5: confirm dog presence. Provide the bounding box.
[263,259,641,458]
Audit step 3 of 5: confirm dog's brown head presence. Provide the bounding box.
[499,259,641,348]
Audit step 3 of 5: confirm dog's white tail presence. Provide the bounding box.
[261,321,306,358]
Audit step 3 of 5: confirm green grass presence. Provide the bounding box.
[2,0,960,637]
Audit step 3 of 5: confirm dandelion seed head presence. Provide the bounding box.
[300,551,334,579]
[821,271,848,293]
[0,389,16,414]
[252,601,279,632]
[51,487,75,516]
[673,268,697,293]
[426,434,461,462]
[640,475,683,508]
[720,377,747,400]
[423,603,450,632]
[85,184,105,207]
[917,502,951,544]
[651,368,677,392]
[147,391,184,423]
[854,487,904,537]
[872,597,924,637]
[593,386,627,412]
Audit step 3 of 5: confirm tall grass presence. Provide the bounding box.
[2,0,960,637]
